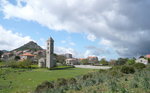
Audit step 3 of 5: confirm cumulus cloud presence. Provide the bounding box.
[55,46,78,57]
[84,46,111,58]
[1,0,150,57]
[87,34,96,42]
[0,25,32,50]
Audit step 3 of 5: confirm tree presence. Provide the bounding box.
[80,59,88,65]
[100,58,108,65]
[54,54,66,64]
[0,51,3,58]
[116,58,128,65]
[127,59,135,65]
[109,60,116,66]
[139,56,145,58]
[14,56,21,61]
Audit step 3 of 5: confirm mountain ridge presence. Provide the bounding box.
[12,41,43,51]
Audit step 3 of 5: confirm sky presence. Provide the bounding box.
[0,0,150,60]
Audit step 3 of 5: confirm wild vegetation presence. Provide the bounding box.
[0,64,97,93]
[35,63,150,93]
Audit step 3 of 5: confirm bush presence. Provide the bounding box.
[133,63,146,70]
[68,78,77,85]
[35,81,54,93]
[121,66,135,74]
[6,60,32,68]
[55,78,68,88]
[109,71,119,76]
[127,59,135,65]
[82,73,93,80]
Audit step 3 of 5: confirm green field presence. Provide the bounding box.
[0,66,97,93]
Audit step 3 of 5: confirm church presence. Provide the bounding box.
[38,37,56,68]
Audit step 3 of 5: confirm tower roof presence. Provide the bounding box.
[47,37,54,42]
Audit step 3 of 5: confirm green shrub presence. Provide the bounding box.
[98,69,106,73]
[6,60,32,68]
[68,78,77,85]
[133,63,146,70]
[130,80,139,88]
[82,73,93,80]
[121,66,135,74]
[109,71,119,76]
[55,78,68,88]
[35,81,54,93]
[108,80,118,92]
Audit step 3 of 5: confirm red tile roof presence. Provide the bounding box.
[146,54,150,58]
[88,56,97,58]
[20,53,35,56]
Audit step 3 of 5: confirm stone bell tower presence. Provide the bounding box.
[46,37,55,68]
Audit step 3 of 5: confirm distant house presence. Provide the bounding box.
[1,53,14,61]
[20,53,35,61]
[64,53,72,59]
[66,58,79,65]
[145,54,150,59]
[87,56,99,64]
[38,58,46,68]
[136,58,148,65]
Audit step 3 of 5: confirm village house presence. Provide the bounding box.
[87,56,99,64]
[136,58,148,65]
[64,53,72,59]
[66,58,79,65]
[20,52,35,61]
[145,54,150,59]
[1,52,14,61]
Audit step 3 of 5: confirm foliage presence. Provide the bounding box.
[54,54,66,64]
[33,65,150,93]
[35,81,54,93]
[0,51,3,58]
[116,58,128,65]
[82,73,93,80]
[5,60,32,68]
[0,67,95,93]
[109,59,116,66]
[133,63,146,70]
[80,59,88,65]
[55,78,68,87]
[14,56,21,61]
[121,65,135,74]
[139,56,145,58]
[99,58,108,65]
[127,59,135,65]
[147,58,150,63]
[68,78,77,85]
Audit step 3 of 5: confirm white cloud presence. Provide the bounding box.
[69,42,75,46]
[61,39,76,46]
[61,40,66,44]
[87,34,96,42]
[1,0,150,57]
[100,39,111,46]
[0,25,32,50]
[54,46,78,57]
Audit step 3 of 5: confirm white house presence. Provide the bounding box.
[66,58,79,65]
[135,58,148,65]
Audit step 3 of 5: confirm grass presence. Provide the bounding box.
[35,65,150,93]
[0,66,97,93]
[0,62,5,66]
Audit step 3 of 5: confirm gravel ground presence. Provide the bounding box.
[74,65,111,69]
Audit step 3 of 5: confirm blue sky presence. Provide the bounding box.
[0,12,118,59]
[0,0,150,60]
